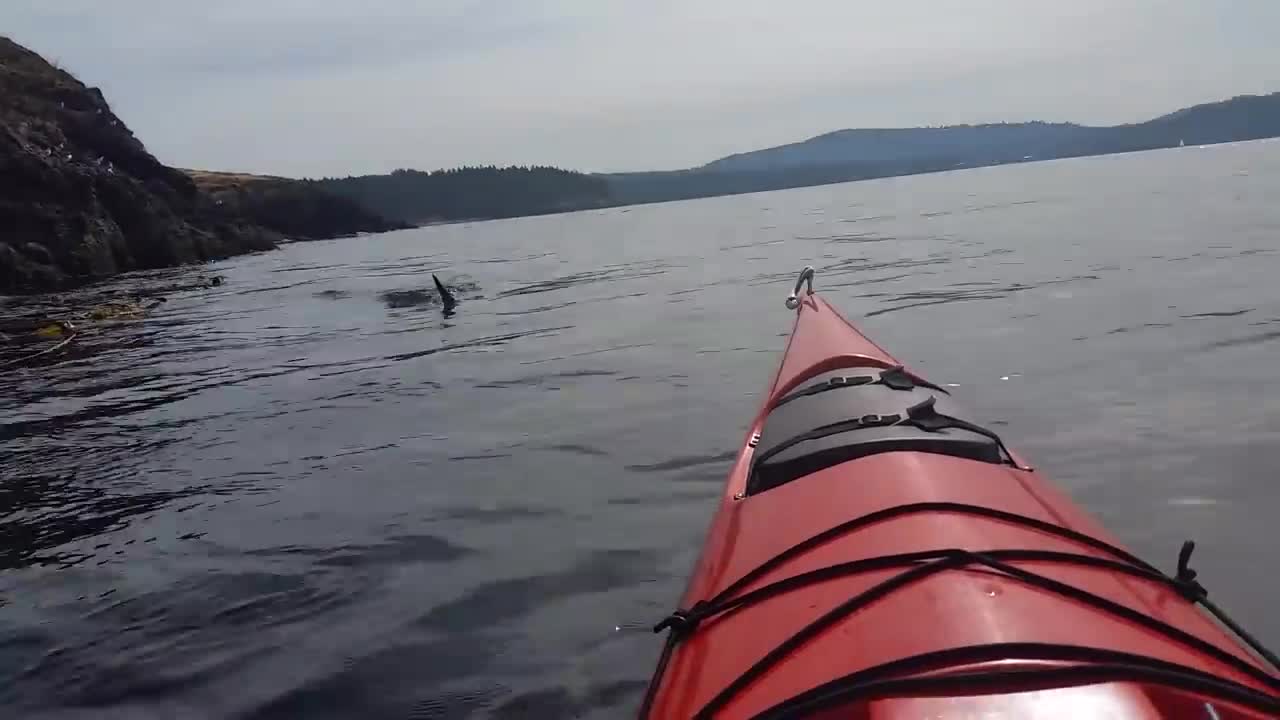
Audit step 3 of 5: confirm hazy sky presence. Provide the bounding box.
[5,1,1279,177]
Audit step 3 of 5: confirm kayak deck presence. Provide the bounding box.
[642,278,1279,719]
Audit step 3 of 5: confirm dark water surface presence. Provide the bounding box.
[4,142,1280,718]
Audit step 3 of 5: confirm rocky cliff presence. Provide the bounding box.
[0,37,281,295]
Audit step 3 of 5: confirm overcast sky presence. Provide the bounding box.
[5,1,1279,177]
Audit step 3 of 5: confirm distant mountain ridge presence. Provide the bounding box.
[202,90,1280,229]
[702,93,1280,172]
[701,121,1089,173]
[321,91,1280,222]
[604,92,1280,205]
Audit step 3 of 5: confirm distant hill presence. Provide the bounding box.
[701,121,1091,173]
[320,92,1280,219]
[315,166,613,225]
[199,92,1280,232]
[605,93,1280,205]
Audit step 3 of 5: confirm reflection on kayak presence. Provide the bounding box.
[642,267,1279,719]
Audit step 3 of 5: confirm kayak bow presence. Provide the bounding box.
[642,267,1279,719]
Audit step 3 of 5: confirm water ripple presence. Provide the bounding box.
[624,450,738,473]
[6,146,1280,719]
[497,263,668,298]
[416,549,660,632]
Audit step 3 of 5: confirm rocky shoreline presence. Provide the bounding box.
[0,37,401,296]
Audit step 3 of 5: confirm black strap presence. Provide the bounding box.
[690,549,1280,718]
[771,365,948,409]
[637,631,680,719]
[752,395,1020,471]
[751,413,905,468]
[643,501,1280,718]
[751,645,1280,719]
[903,396,1021,467]
[712,502,1157,608]
[1174,540,1278,669]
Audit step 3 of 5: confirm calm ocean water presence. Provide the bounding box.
[3,141,1280,718]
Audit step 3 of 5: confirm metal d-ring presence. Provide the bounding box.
[785,266,816,309]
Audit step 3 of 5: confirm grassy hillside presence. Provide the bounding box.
[187,170,408,241]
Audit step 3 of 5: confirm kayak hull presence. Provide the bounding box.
[644,291,1277,719]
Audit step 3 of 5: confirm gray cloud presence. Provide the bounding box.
[4,0,1279,176]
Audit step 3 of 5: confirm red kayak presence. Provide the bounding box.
[641,267,1279,719]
